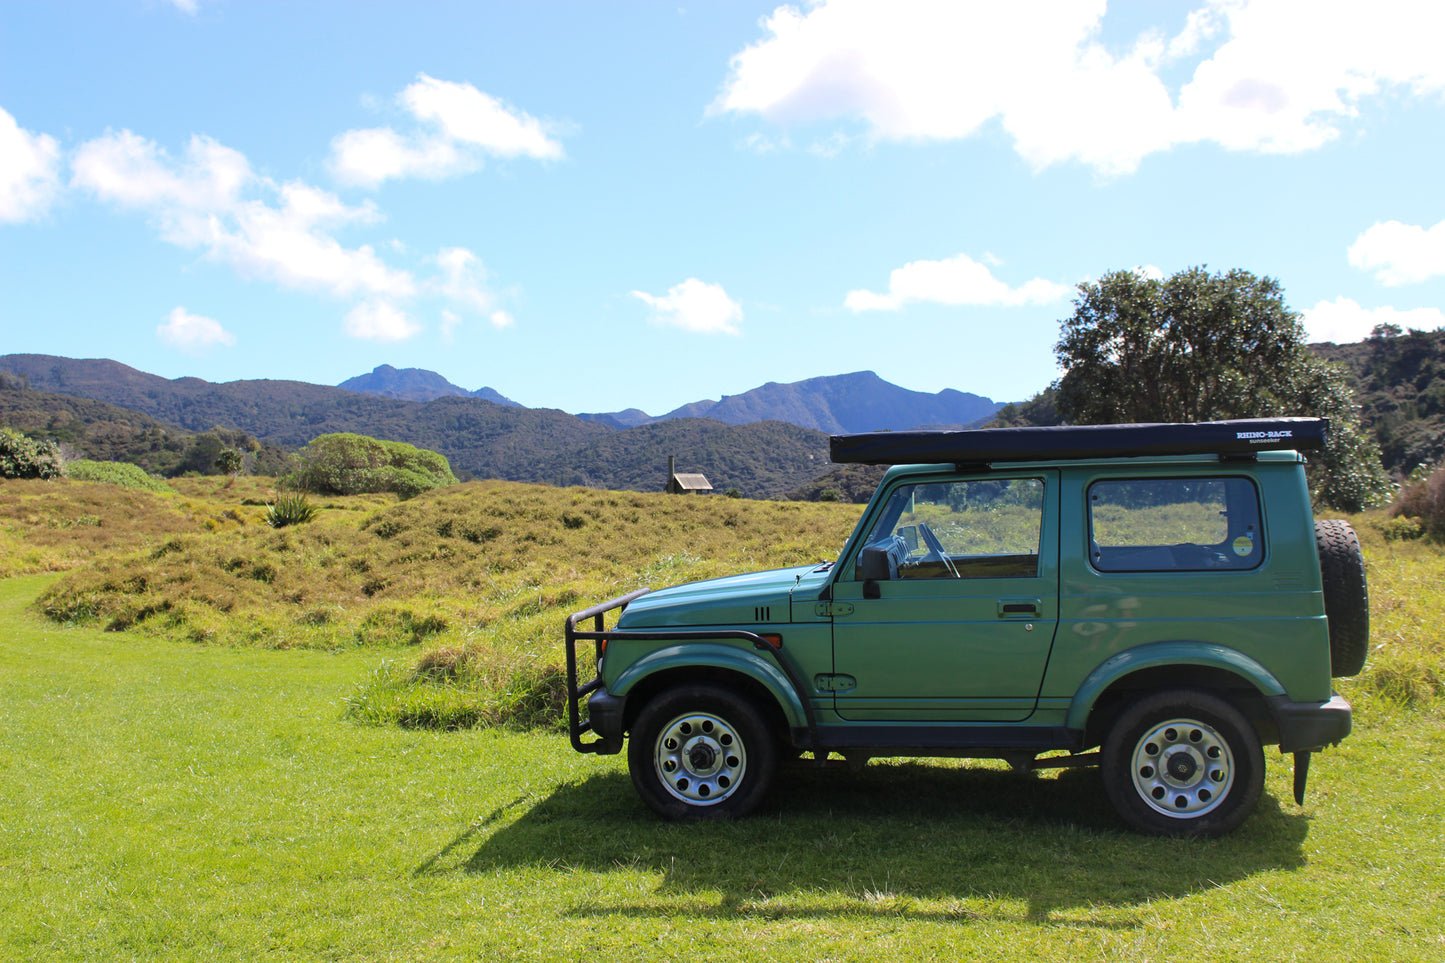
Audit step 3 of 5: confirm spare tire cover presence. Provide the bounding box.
[1315,519,1369,677]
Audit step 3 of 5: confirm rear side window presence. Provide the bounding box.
[1088,478,1263,572]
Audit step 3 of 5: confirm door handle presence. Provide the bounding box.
[998,598,1041,618]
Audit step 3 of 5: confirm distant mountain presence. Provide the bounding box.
[575,409,652,429]
[0,354,605,480]
[339,364,519,406]
[0,355,833,497]
[654,370,1001,433]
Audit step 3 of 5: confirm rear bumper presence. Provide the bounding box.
[1273,693,1352,753]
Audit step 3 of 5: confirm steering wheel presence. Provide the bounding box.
[917,522,959,578]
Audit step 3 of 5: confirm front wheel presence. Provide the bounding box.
[628,684,777,820]
[1101,689,1264,837]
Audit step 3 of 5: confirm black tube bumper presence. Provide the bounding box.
[1273,693,1352,754]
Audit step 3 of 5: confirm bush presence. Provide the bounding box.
[1,427,61,480]
[1391,462,1445,537]
[65,460,172,493]
[289,433,458,499]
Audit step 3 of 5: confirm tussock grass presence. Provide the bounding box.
[1346,515,1445,707]
[0,477,203,576]
[32,480,861,724]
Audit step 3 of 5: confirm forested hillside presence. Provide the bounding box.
[1312,328,1445,475]
[0,376,287,476]
[530,418,832,497]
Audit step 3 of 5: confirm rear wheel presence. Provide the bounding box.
[628,684,777,820]
[1102,689,1263,837]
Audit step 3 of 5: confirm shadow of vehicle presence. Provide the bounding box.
[437,761,1309,925]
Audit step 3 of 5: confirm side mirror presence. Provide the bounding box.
[897,524,920,554]
[858,545,892,582]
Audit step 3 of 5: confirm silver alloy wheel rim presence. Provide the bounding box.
[1129,717,1235,818]
[654,711,746,806]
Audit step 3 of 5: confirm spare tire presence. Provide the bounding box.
[1315,519,1369,677]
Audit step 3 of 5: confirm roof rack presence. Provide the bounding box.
[829,417,1329,466]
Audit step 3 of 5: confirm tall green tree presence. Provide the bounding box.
[1054,267,1392,511]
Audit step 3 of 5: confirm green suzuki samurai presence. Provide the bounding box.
[565,418,1365,836]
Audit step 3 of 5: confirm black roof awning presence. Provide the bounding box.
[829,418,1329,466]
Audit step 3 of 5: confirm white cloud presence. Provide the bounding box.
[433,246,494,312]
[166,0,199,13]
[156,306,235,352]
[343,300,421,342]
[71,130,414,299]
[0,106,62,222]
[330,74,563,188]
[1301,296,1445,343]
[714,0,1445,175]
[845,253,1071,312]
[489,310,515,329]
[440,308,462,342]
[632,278,743,335]
[1348,217,1445,286]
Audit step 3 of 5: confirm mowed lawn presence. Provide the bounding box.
[2,572,1442,962]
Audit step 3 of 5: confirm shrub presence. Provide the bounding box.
[1390,463,1445,537]
[65,460,172,493]
[1,427,61,480]
[265,492,318,528]
[215,447,243,478]
[289,433,458,499]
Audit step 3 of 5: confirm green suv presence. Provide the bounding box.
[565,419,1365,836]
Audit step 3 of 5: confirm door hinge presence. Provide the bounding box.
[814,673,857,692]
[814,601,854,617]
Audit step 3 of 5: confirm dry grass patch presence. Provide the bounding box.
[36,480,861,656]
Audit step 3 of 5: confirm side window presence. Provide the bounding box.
[854,478,1044,580]
[1088,477,1263,572]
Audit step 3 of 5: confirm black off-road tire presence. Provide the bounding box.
[627,684,777,821]
[1315,519,1370,677]
[1102,689,1264,838]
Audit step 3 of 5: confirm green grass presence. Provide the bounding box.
[2,571,1443,961]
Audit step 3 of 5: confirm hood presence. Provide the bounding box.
[617,564,817,629]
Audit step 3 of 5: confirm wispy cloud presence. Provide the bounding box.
[0,105,61,222]
[714,0,1445,176]
[343,300,421,342]
[156,306,236,353]
[72,129,414,300]
[329,74,564,188]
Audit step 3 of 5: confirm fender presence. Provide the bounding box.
[610,642,811,730]
[1065,640,1288,733]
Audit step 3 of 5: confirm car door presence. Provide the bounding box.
[828,472,1060,722]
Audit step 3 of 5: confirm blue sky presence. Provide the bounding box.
[3,1,1444,416]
